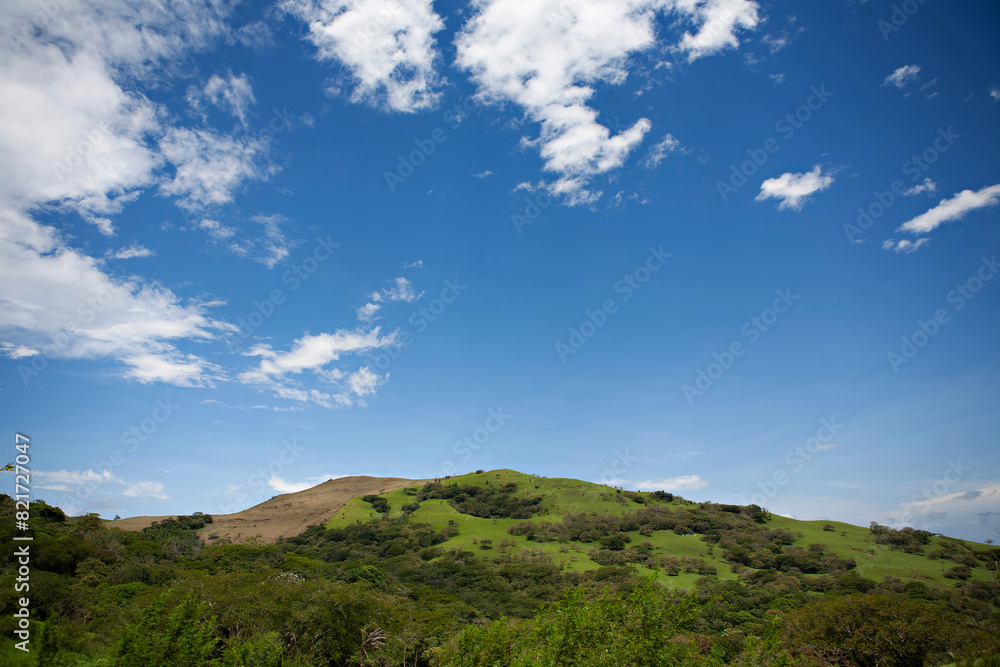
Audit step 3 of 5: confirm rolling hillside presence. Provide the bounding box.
[116,468,996,589]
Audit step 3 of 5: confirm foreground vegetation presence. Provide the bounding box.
[2,470,998,666]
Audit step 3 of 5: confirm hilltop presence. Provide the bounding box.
[113,474,430,542]
[115,468,994,590]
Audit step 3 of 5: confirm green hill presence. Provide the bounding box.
[326,468,994,590]
[2,470,997,666]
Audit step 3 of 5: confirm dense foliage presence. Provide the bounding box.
[1,488,998,666]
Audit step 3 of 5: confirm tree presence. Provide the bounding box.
[113,595,217,667]
[783,593,981,666]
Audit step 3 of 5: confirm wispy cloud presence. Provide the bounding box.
[644,134,682,168]
[883,64,920,89]
[897,183,1000,234]
[904,178,937,197]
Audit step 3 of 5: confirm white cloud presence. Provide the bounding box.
[761,33,788,54]
[158,127,273,210]
[456,0,759,204]
[109,243,154,259]
[402,259,424,269]
[284,0,445,112]
[769,72,785,84]
[882,64,920,89]
[253,214,291,269]
[198,218,237,240]
[603,474,710,493]
[644,133,681,168]
[903,178,937,197]
[35,469,123,488]
[677,0,761,62]
[371,276,422,303]
[0,212,228,385]
[239,329,394,407]
[347,366,381,398]
[357,302,381,322]
[196,71,256,124]
[990,86,1000,102]
[243,329,392,378]
[755,165,834,210]
[897,184,1000,234]
[1,342,40,359]
[123,481,170,500]
[0,0,279,387]
[882,238,929,254]
[473,170,494,178]
[267,474,341,493]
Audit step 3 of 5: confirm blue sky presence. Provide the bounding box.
[1,0,998,542]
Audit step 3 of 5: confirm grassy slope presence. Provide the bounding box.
[326,469,995,589]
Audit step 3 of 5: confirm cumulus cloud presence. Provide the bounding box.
[456,0,759,204]
[883,64,920,89]
[897,183,1000,234]
[755,165,834,210]
[676,0,760,62]
[284,0,445,112]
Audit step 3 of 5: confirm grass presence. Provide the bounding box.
[325,468,996,589]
